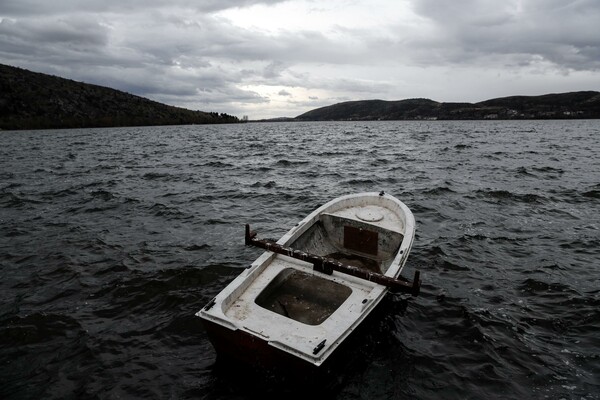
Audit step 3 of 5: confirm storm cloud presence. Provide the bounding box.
[1,0,598,118]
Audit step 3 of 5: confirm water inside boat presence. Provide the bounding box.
[255,268,352,325]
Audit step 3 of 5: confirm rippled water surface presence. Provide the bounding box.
[1,120,599,399]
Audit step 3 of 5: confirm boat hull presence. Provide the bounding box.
[203,319,320,375]
[202,297,393,392]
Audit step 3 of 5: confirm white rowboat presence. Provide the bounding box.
[197,192,419,375]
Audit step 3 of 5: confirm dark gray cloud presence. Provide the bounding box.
[0,16,108,46]
[407,0,600,70]
[0,0,289,16]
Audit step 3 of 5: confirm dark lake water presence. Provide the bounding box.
[1,120,599,399]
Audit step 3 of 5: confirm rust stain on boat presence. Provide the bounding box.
[343,225,378,255]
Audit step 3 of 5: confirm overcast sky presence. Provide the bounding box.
[1,0,599,119]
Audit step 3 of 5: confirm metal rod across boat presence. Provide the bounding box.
[245,224,420,296]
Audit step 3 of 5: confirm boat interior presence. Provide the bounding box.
[255,268,352,325]
[290,213,404,274]
[254,212,405,325]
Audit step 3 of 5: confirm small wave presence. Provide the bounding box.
[81,179,118,189]
[205,218,228,225]
[202,161,235,168]
[439,260,470,271]
[80,204,120,213]
[4,227,29,237]
[460,233,489,241]
[250,181,277,188]
[559,238,600,254]
[460,234,521,244]
[518,278,575,294]
[409,203,437,214]
[161,192,185,198]
[532,166,565,175]
[421,245,447,258]
[550,186,600,203]
[40,188,78,199]
[122,197,140,204]
[149,203,188,218]
[1,182,21,191]
[1,313,84,346]
[0,171,15,180]
[93,163,121,171]
[370,158,390,166]
[181,244,211,251]
[82,237,122,252]
[160,314,205,340]
[474,189,544,203]
[92,266,239,318]
[274,159,310,167]
[521,264,568,277]
[313,151,350,157]
[422,186,455,195]
[142,172,178,181]
[342,178,376,186]
[515,166,535,176]
[582,189,600,199]
[92,263,129,276]
[0,192,44,207]
[90,190,115,201]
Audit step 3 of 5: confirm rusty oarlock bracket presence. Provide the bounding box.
[245,224,421,296]
[245,224,257,245]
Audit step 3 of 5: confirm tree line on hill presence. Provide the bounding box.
[2,63,599,130]
[294,92,600,121]
[0,64,238,130]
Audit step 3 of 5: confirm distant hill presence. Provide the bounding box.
[295,92,600,121]
[0,64,239,130]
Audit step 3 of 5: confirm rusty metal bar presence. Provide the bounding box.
[245,224,420,296]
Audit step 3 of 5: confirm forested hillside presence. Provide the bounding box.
[0,64,238,130]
